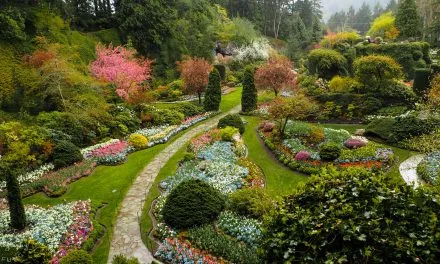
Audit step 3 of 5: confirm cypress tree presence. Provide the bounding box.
[204,68,221,111]
[395,0,422,39]
[241,66,257,113]
[1,163,26,230]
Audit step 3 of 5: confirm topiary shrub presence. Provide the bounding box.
[365,118,396,141]
[204,68,222,111]
[307,49,347,80]
[319,143,342,161]
[112,254,140,264]
[128,134,148,150]
[60,250,92,264]
[52,140,83,169]
[262,167,440,263]
[413,68,432,98]
[227,188,273,219]
[241,66,257,113]
[218,114,245,134]
[13,239,52,264]
[162,179,225,229]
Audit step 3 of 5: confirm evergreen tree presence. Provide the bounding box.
[204,69,221,111]
[1,163,26,230]
[386,0,398,14]
[241,66,257,113]
[373,2,384,18]
[354,2,372,34]
[395,0,422,39]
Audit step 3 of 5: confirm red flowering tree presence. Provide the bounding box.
[255,57,296,96]
[90,44,152,102]
[179,57,211,104]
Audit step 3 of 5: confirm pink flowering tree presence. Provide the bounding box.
[90,44,152,102]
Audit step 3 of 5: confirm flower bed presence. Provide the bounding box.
[417,152,440,185]
[0,163,55,192]
[152,129,264,264]
[259,121,394,175]
[0,200,92,260]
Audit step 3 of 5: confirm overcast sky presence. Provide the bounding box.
[322,0,391,20]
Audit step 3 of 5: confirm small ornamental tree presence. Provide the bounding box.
[90,44,152,102]
[269,94,318,137]
[241,65,257,112]
[255,57,296,96]
[367,12,399,41]
[354,55,403,92]
[204,68,222,111]
[262,167,440,263]
[395,0,422,39]
[179,57,211,104]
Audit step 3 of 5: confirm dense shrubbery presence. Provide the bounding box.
[13,239,52,264]
[220,126,239,142]
[227,188,273,219]
[262,167,440,263]
[307,49,347,80]
[241,66,257,113]
[319,142,342,161]
[59,250,93,264]
[413,68,432,98]
[218,114,245,134]
[204,69,221,111]
[127,134,148,150]
[187,225,261,264]
[52,140,83,169]
[162,179,225,229]
[112,255,140,264]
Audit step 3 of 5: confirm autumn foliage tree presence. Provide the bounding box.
[179,57,211,104]
[269,94,318,137]
[255,57,296,96]
[90,44,152,103]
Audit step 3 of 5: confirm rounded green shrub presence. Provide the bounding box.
[319,142,342,161]
[220,126,239,142]
[60,250,92,264]
[112,254,140,264]
[128,134,148,150]
[52,140,83,169]
[162,179,225,229]
[204,69,222,111]
[217,114,245,134]
[307,49,347,80]
[228,188,273,219]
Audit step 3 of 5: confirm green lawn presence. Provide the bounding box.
[220,86,242,112]
[243,116,308,197]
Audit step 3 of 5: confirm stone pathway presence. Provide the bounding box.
[399,154,425,189]
[107,106,240,264]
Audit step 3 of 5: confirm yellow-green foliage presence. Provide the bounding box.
[128,134,149,149]
[328,76,360,93]
[0,44,16,101]
[88,28,122,46]
[320,32,362,48]
[367,12,399,41]
[220,126,239,142]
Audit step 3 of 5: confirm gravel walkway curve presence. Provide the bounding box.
[107,106,240,264]
[399,154,425,188]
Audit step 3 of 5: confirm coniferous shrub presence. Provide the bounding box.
[52,140,83,169]
[413,68,431,98]
[241,66,257,113]
[60,250,92,264]
[204,69,222,111]
[218,114,245,134]
[319,143,342,161]
[214,64,226,80]
[162,179,225,229]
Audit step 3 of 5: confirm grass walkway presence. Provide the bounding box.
[243,117,307,197]
[23,87,243,264]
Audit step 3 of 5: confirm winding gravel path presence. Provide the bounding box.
[107,106,240,264]
[399,154,425,188]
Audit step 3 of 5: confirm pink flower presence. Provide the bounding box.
[295,150,312,161]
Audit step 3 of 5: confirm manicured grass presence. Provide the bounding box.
[24,143,170,264]
[320,123,364,134]
[243,116,308,197]
[220,86,242,112]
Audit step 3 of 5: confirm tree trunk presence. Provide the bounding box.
[198,91,202,105]
[6,169,26,230]
[281,118,289,137]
